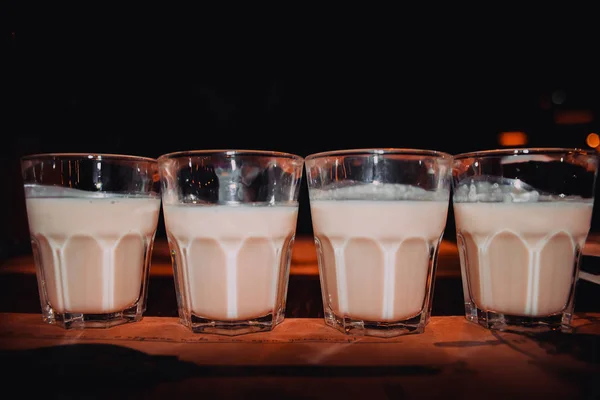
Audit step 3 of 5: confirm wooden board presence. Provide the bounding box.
[1,313,598,399]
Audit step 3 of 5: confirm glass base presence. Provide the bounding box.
[324,309,427,337]
[42,304,144,329]
[181,312,280,336]
[470,306,573,333]
[464,301,477,323]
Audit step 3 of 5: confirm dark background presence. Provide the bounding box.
[3,4,600,262]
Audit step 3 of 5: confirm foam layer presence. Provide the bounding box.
[309,182,449,201]
[24,184,158,199]
[453,176,590,203]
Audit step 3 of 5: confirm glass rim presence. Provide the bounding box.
[20,152,157,163]
[305,148,453,161]
[157,149,304,162]
[454,147,598,160]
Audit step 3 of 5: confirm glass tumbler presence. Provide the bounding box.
[158,150,304,335]
[452,148,599,332]
[21,153,161,329]
[305,148,452,337]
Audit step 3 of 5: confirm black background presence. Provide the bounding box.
[3,4,600,261]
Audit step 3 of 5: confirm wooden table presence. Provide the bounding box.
[582,233,600,285]
[1,313,598,399]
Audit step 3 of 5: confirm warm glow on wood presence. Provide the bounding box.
[498,131,528,146]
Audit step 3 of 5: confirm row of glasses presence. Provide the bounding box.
[20,147,599,336]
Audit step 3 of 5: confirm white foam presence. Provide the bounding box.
[24,184,157,199]
[309,183,449,201]
[452,178,590,204]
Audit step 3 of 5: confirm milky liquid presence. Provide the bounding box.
[454,201,593,317]
[309,183,449,322]
[163,204,298,321]
[26,195,161,314]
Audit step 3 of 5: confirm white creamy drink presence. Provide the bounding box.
[163,204,298,321]
[25,186,161,315]
[310,184,449,322]
[453,179,594,318]
[455,201,592,317]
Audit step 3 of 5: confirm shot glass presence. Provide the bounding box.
[158,150,304,335]
[21,153,161,329]
[452,148,599,332]
[305,149,452,337]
